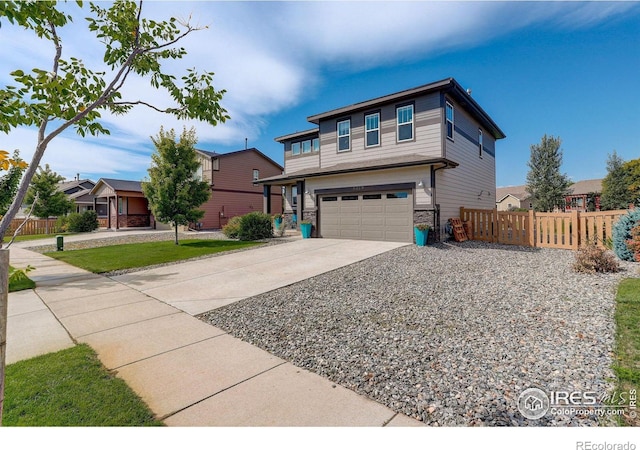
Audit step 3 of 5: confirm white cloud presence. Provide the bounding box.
[1,1,637,181]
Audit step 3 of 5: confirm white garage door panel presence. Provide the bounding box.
[319,190,413,243]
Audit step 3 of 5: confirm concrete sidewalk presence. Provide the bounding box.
[7,240,422,426]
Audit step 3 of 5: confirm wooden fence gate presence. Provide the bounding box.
[460,208,629,250]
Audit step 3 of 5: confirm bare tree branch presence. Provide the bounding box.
[5,193,39,249]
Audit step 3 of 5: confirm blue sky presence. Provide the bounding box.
[1,1,639,188]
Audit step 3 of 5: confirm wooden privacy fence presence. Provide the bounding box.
[460,207,629,250]
[2,218,59,236]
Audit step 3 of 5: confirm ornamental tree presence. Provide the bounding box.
[23,164,73,233]
[525,135,572,212]
[142,127,210,245]
[0,0,229,423]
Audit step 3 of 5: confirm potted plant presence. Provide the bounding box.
[273,213,283,230]
[414,223,430,247]
[300,220,312,239]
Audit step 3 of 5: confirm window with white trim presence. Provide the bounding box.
[291,185,298,207]
[446,101,454,140]
[252,169,259,182]
[478,129,483,158]
[312,138,319,152]
[291,142,301,155]
[337,119,351,152]
[397,105,414,142]
[302,140,312,153]
[365,112,380,147]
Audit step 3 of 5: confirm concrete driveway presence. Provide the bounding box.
[112,238,408,315]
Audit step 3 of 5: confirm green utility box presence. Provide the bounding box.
[56,235,64,251]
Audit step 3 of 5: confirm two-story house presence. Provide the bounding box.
[195,147,284,229]
[259,77,506,243]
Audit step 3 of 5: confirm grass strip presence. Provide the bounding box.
[611,277,640,426]
[44,239,260,273]
[2,344,163,426]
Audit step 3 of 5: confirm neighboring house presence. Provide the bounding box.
[57,177,108,216]
[194,148,284,229]
[496,179,602,212]
[258,77,506,243]
[90,178,152,229]
[496,186,533,211]
[564,178,602,212]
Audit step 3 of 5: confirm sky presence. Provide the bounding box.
[0,1,639,188]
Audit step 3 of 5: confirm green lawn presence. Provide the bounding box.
[611,278,640,426]
[44,239,260,273]
[2,232,77,243]
[8,265,36,292]
[2,344,163,426]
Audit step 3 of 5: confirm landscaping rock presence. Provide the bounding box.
[199,241,639,426]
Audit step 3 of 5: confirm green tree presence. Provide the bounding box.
[24,164,72,231]
[142,128,210,245]
[0,150,27,216]
[0,1,229,423]
[525,135,572,212]
[623,158,640,207]
[600,151,631,210]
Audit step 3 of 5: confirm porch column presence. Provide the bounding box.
[263,185,271,214]
[115,195,119,230]
[296,180,304,228]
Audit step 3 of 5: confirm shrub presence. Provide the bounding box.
[612,209,640,261]
[55,215,69,233]
[238,212,273,241]
[627,225,640,262]
[222,215,242,238]
[573,243,621,274]
[67,210,99,233]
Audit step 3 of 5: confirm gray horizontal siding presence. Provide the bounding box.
[319,93,442,169]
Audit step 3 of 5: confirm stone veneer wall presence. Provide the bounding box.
[302,209,318,237]
[413,209,439,243]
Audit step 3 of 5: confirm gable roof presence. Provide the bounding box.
[306,77,506,140]
[567,179,603,195]
[195,147,283,171]
[91,178,143,195]
[57,179,96,194]
[496,185,530,203]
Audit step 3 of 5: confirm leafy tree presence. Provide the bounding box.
[0,1,229,243]
[142,127,210,245]
[0,150,27,215]
[24,165,73,230]
[600,151,631,210]
[525,135,572,212]
[0,1,228,423]
[623,158,640,207]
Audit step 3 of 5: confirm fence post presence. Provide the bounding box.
[572,210,579,250]
[528,209,535,247]
[492,208,498,243]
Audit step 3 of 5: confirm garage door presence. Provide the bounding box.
[319,190,413,242]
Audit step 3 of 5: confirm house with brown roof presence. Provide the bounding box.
[194,148,284,229]
[496,186,533,211]
[259,77,506,242]
[90,178,151,229]
[57,177,107,216]
[564,178,602,212]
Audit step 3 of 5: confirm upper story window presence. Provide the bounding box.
[478,129,483,158]
[252,169,259,183]
[365,112,380,147]
[337,119,351,152]
[446,101,454,140]
[312,137,319,152]
[291,142,301,155]
[301,140,312,154]
[397,104,414,142]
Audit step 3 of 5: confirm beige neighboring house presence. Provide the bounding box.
[57,177,108,216]
[496,186,533,211]
[259,77,506,243]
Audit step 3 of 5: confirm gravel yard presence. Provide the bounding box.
[200,241,639,426]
